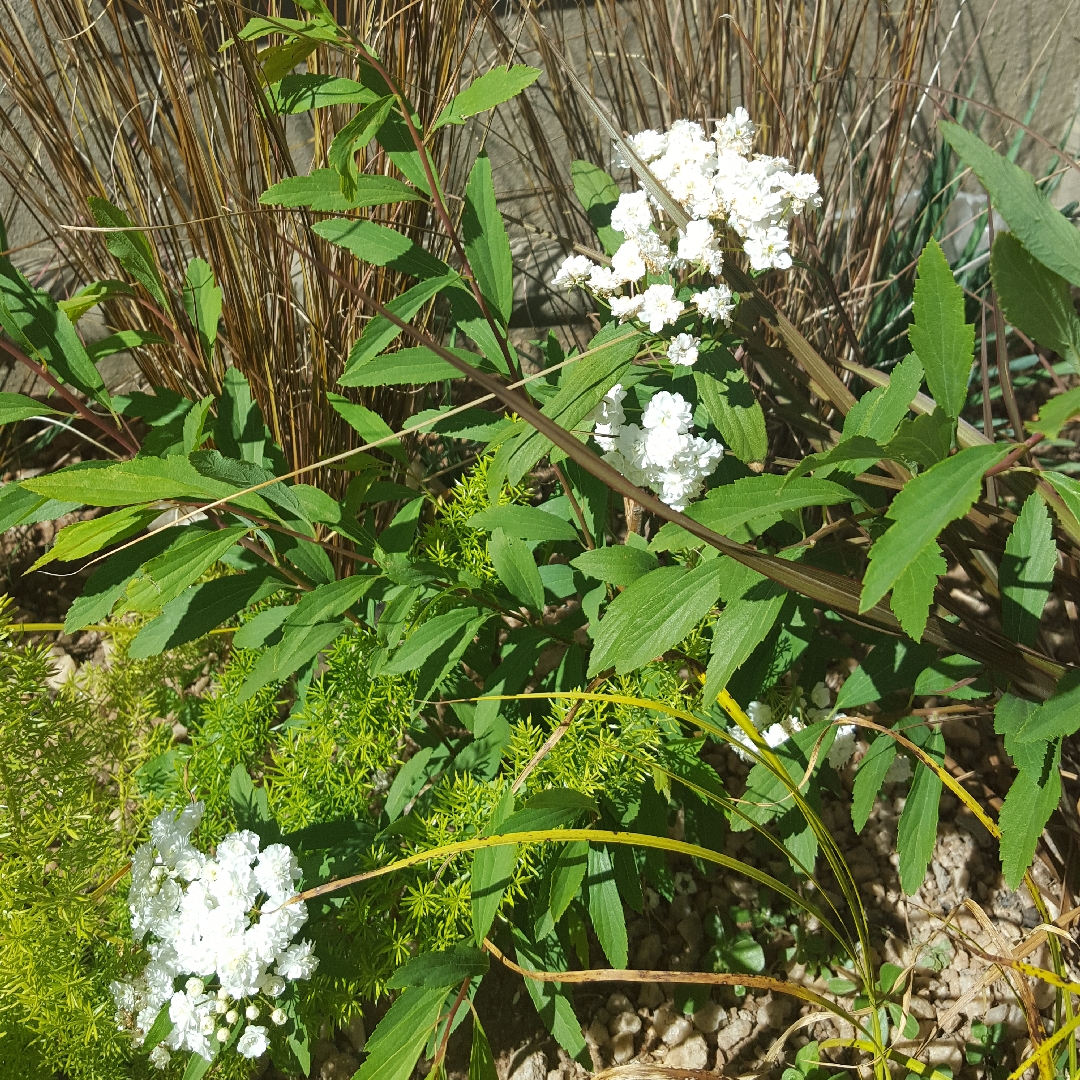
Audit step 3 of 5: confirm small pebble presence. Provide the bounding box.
[664,1034,709,1069]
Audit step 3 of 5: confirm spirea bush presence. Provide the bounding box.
[3,3,1080,1078]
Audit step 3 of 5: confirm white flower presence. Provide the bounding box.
[259,974,286,997]
[609,293,645,322]
[827,723,858,769]
[676,218,723,274]
[226,1009,239,1025]
[255,844,300,902]
[271,1007,288,1026]
[743,226,792,272]
[586,383,627,452]
[884,754,913,784]
[276,939,319,981]
[552,253,596,290]
[666,333,700,367]
[763,723,791,748]
[810,682,831,709]
[610,190,654,238]
[588,265,620,295]
[637,284,683,332]
[747,701,773,729]
[237,1024,269,1059]
[695,285,734,324]
[245,1004,260,1021]
[629,128,668,162]
[217,1027,230,1042]
[715,107,756,155]
[149,1044,171,1069]
[185,977,204,997]
[610,238,648,283]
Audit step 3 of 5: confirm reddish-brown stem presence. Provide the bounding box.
[0,337,139,454]
[984,432,1045,476]
[550,461,595,549]
[431,977,472,1071]
[980,306,998,504]
[986,214,1026,440]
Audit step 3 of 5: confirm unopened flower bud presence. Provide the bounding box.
[217,1028,229,1042]
[185,977,204,996]
[271,1008,287,1026]
[226,1010,239,1025]
[245,1004,259,1020]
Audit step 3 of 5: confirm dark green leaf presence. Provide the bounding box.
[1001,494,1055,647]
[570,161,624,256]
[489,527,545,611]
[851,732,900,832]
[87,197,170,312]
[549,840,589,923]
[229,763,272,831]
[571,544,657,586]
[587,844,628,968]
[861,444,1009,612]
[467,504,578,542]
[472,789,515,943]
[232,604,292,650]
[834,639,936,709]
[841,353,924,448]
[889,541,946,642]
[261,170,421,212]
[383,607,486,675]
[896,725,944,894]
[589,559,725,676]
[694,344,767,463]
[85,329,169,364]
[340,346,475,387]
[215,368,268,465]
[433,66,541,130]
[353,986,447,1080]
[313,217,451,281]
[29,504,160,570]
[462,153,514,323]
[510,926,588,1062]
[884,407,953,468]
[327,393,406,463]
[384,746,435,821]
[0,483,79,532]
[998,739,1061,889]
[329,96,395,199]
[470,1014,498,1080]
[474,628,545,736]
[183,258,222,360]
[0,392,63,424]
[181,1052,212,1080]
[913,654,990,700]
[941,121,1080,288]
[1032,386,1080,438]
[265,73,377,113]
[238,618,348,701]
[1012,671,1080,744]
[907,238,973,419]
[387,944,489,989]
[142,1004,173,1050]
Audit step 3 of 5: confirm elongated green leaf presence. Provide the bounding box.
[340,275,462,381]
[489,527,544,611]
[1012,671,1080,744]
[861,443,1009,612]
[238,618,348,701]
[341,346,474,387]
[851,733,899,832]
[468,504,579,542]
[259,38,317,83]
[889,541,946,642]
[86,329,169,364]
[87,197,170,312]
[129,570,284,658]
[570,161,624,256]
[474,628,545,737]
[998,738,1061,889]
[896,725,944,894]
[472,789,515,943]
[652,475,854,552]
[329,96,395,199]
[182,1051,212,1080]
[384,746,435,821]
[261,170,420,213]
[0,392,63,424]
[786,436,901,482]
[30,504,160,570]
[1032,386,1080,438]
[433,66,541,130]
[913,654,990,700]
[1001,494,1055,647]
[470,1014,498,1080]
[571,544,657,586]
[694,344,767,463]
[587,844,628,968]
[908,238,973,420]
[313,218,450,281]
[230,15,309,42]
[701,583,787,704]
[842,354,924,445]
[992,231,1080,373]
[941,121,1080,288]
[834,639,936,709]
[57,279,133,323]
[189,450,307,524]
[589,560,725,676]
[506,322,643,485]
[22,457,222,507]
[383,607,486,675]
[123,525,249,613]
[63,525,193,631]
[183,258,222,360]
[354,986,448,1080]
[462,153,513,324]
[0,483,79,533]
[549,840,589,923]
[0,254,108,404]
[388,944,489,989]
[413,612,489,705]
[885,408,953,468]
[510,926,588,1062]
[266,73,377,113]
[215,368,268,465]
[327,393,406,463]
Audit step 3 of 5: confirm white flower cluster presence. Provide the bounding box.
[734,682,857,768]
[111,804,318,1069]
[552,109,820,321]
[587,385,723,511]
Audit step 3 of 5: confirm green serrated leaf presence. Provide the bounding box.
[885,407,953,468]
[472,788,515,943]
[1001,494,1055,647]
[908,238,973,420]
[998,738,1061,889]
[851,732,900,832]
[469,1014,498,1080]
[383,607,486,675]
[941,121,1080,288]
[86,329,169,364]
[701,581,787,704]
[266,73,377,113]
[238,618,348,701]
[462,153,514,324]
[341,346,475,387]
[57,279,134,323]
[694,344,767,463]
[313,217,451,281]
[549,840,589,923]
[259,38,318,84]
[1031,386,1080,438]
[29,504,160,570]
[388,944,489,989]
[468,504,579,542]
[354,986,447,1080]
[0,392,64,425]
[87,197,171,313]
[570,160,624,256]
[889,541,946,641]
[329,96,395,199]
[22,456,221,506]
[488,527,545,612]
[183,258,222,360]
[571,544,657,586]
[842,354,925,447]
[587,844,628,968]
[896,725,944,894]
[589,559,725,676]
[327,393,406,463]
[861,443,1008,612]
[433,65,541,130]
[835,639,936,709]
[384,746,435,822]
[261,170,421,213]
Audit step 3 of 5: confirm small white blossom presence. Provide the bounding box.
[676,218,724,274]
[276,940,319,982]
[810,681,832,709]
[588,265,620,295]
[226,1009,239,1025]
[609,293,645,322]
[695,285,734,324]
[271,1007,288,1026]
[217,1027,230,1043]
[884,754,913,784]
[747,701,773,729]
[586,383,627,451]
[237,1025,269,1059]
[610,190,654,238]
[245,1004,260,1021]
[827,723,858,769]
[638,284,683,332]
[610,238,648,283]
[148,1044,171,1069]
[666,333,700,367]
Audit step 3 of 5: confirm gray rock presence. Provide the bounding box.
[320,1052,359,1080]
[611,1032,636,1064]
[715,1016,753,1053]
[633,933,664,969]
[664,1034,709,1070]
[677,913,703,953]
[609,1011,642,1037]
[692,1001,724,1034]
[638,982,665,1009]
[345,1013,366,1053]
[660,1014,694,1047]
[585,1019,610,1048]
[510,1050,549,1080]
